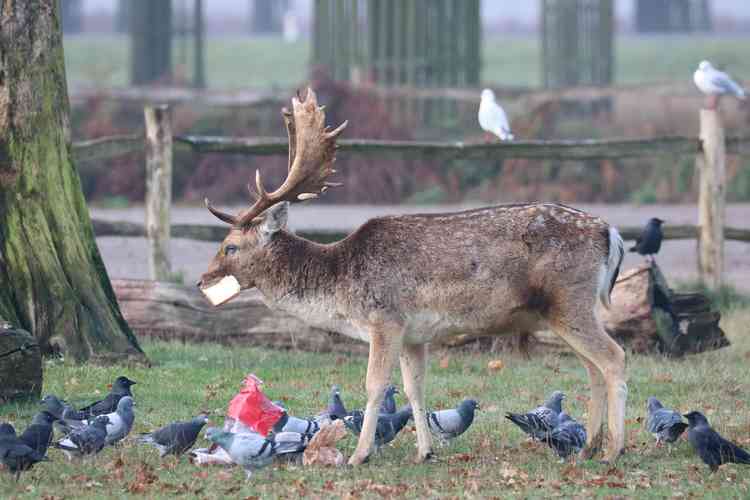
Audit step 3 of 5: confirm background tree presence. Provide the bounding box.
[130,0,173,85]
[0,0,144,363]
[250,0,288,34]
[59,0,83,33]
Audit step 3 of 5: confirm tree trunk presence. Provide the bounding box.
[0,1,144,363]
[130,0,172,85]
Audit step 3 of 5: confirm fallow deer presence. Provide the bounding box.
[198,88,627,465]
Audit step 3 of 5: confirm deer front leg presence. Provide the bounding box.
[349,328,404,466]
[400,343,433,462]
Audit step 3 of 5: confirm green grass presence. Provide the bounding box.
[2,306,750,498]
[63,34,750,90]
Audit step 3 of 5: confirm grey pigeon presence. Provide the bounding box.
[103,396,135,445]
[545,412,587,460]
[629,218,664,260]
[78,376,136,418]
[274,412,320,435]
[647,397,688,445]
[139,415,209,457]
[41,395,87,434]
[685,411,750,472]
[19,411,57,456]
[205,427,309,478]
[0,423,47,480]
[314,385,348,427]
[343,406,413,448]
[427,399,479,442]
[55,415,110,460]
[379,385,399,414]
[505,390,565,441]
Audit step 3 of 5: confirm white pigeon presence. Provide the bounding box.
[693,60,746,100]
[478,88,514,141]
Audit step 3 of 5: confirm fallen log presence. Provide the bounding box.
[111,279,366,354]
[113,260,728,358]
[531,262,729,356]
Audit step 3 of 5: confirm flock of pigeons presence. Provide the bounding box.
[0,377,478,480]
[2,374,748,481]
[504,391,750,472]
[478,60,745,143]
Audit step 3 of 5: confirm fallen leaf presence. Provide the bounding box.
[439,356,450,369]
[487,359,504,371]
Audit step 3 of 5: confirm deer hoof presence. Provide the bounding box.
[348,452,371,466]
[580,446,599,460]
[414,450,435,464]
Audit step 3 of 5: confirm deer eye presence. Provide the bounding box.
[224,244,238,256]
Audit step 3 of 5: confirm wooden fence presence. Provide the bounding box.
[73,106,750,288]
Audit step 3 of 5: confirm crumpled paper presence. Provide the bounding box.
[302,419,348,467]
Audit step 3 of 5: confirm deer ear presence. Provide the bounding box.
[259,202,289,240]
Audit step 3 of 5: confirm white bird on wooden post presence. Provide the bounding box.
[693,60,746,109]
[478,88,514,141]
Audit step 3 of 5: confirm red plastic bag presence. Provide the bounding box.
[226,374,285,436]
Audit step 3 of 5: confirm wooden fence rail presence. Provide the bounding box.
[175,135,750,161]
[72,105,749,286]
[73,134,750,163]
[90,219,750,244]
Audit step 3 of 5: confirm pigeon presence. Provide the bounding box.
[545,412,587,460]
[78,376,136,418]
[0,423,47,480]
[379,385,399,414]
[274,412,320,435]
[505,390,565,441]
[204,427,310,478]
[629,218,664,261]
[646,397,688,445]
[426,399,480,442]
[55,415,110,460]
[478,88,514,141]
[694,60,746,103]
[19,411,57,456]
[103,396,135,445]
[139,415,209,457]
[41,395,87,434]
[314,385,349,428]
[343,406,413,448]
[685,410,750,472]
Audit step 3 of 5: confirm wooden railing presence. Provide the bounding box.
[73,107,750,287]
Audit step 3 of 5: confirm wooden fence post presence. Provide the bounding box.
[697,108,726,290]
[144,105,173,281]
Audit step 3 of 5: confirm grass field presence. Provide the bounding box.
[1,306,749,498]
[63,34,750,90]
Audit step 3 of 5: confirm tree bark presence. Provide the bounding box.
[0,1,144,363]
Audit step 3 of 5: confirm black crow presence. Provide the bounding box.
[629,218,664,261]
[685,411,750,472]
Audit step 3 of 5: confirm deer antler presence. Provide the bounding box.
[205,88,347,227]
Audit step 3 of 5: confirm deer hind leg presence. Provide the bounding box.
[400,342,432,462]
[550,309,627,463]
[576,355,606,458]
[348,327,404,466]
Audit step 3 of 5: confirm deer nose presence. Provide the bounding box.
[196,279,203,288]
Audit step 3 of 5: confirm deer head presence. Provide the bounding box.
[198,88,347,292]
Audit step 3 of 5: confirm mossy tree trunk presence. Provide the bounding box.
[0,1,144,363]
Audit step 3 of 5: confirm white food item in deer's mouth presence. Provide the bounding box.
[201,275,241,306]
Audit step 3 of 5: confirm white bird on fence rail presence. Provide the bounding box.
[478,88,514,142]
[693,60,746,109]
